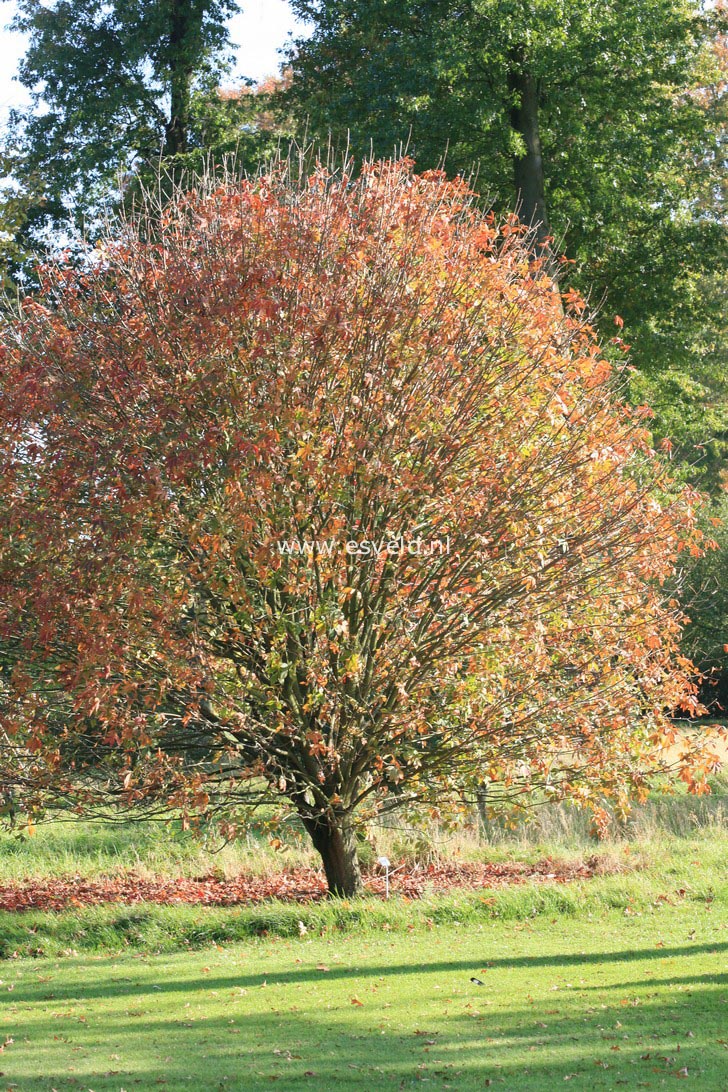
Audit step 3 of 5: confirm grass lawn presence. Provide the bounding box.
[0,788,726,1089]
[0,902,726,1091]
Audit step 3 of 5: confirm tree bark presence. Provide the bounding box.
[301,811,363,897]
[476,781,489,836]
[164,0,193,157]
[508,61,551,250]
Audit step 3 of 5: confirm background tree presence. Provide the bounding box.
[188,73,298,173]
[2,0,238,246]
[676,490,728,712]
[0,161,719,895]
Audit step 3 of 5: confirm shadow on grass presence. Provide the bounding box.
[13,940,727,1004]
[8,969,727,1092]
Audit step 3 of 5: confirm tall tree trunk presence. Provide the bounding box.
[508,61,551,249]
[301,811,363,897]
[164,0,193,157]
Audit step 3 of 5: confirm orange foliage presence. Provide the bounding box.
[0,160,723,890]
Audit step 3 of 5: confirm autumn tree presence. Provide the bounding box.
[0,161,719,895]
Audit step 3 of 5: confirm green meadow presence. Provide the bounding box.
[1,902,725,1091]
[0,800,726,1090]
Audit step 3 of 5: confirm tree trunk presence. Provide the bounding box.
[476,782,489,837]
[164,0,193,157]
[508,61,551,250]
[301,811,363,897]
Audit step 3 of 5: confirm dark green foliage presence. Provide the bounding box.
[679,495,728,712]
[3,0,237,240]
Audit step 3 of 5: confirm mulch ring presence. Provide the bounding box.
[0,857,609,912]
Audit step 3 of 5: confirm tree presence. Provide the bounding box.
[2,0,238,241]
[677,492,728,715]
[0,161,719,895]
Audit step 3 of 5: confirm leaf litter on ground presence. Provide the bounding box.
[0,857,607,911]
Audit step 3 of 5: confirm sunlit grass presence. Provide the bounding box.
[1,903,725,1090]
[0,777,725,1088]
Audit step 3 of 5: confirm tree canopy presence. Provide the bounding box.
[0,161,718,894]
[3,0,238,241]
